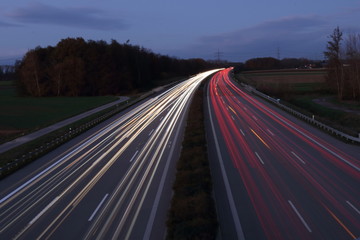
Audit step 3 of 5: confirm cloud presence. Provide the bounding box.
[0,20,20,28]
[186,15,331,61]
[7,2,128,31]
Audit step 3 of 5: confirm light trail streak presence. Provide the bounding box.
[208,68,360,239]
[0,69,221,240]
[250,128,271,149]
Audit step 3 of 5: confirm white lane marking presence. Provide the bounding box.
[255,152,264,165]
[246,95,360,172]
[148,129,154,136]
[88,194,109,221]
[143,101,191,240]
[130,150,139,162]
[231,115,235,120]
[267,129,275,136]
[346,201,360,215]
[252,115,258,121]
[0,145,83,204]
[206,86,246,240]
[160,116,164,121]
[240,129,245,136]
[291,151,306,165]
[288,200,312,232]
[29,196,60,225]
[0,112,135,205]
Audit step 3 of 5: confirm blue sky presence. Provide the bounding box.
[1,0,360,64]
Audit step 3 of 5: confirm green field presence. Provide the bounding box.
[0,81,118,141]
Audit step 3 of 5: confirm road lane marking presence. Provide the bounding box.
[245,95,360,172]
[29,196,60,225]
[231,115,235,120]
[288,200,312,232]
[255,152,264,165]
[143,97,192,239]
[206,86,246,240]
[0,109,142,205]
[88,194,109,221]
[240,129,245,136]
[148,129,154,136]
[160,116,164,121]
[291,151,306,165]
[130,150,139,162]
[346,201,360,215]
[252,115,258,121]
[267,129,275,136]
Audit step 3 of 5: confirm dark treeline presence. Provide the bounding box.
[0,65,16,81]
[16,38,216,96]
[234,57,323,72]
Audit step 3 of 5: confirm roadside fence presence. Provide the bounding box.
[241,83,360,144]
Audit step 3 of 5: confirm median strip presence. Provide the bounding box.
[166,83,218,239]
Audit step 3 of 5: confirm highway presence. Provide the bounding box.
[206,68,360,240]
[0,69,220,240]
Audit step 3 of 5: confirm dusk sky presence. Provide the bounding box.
[1,0,360,64]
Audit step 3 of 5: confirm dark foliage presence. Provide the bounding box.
[0,65,16,81]
[244,57,281,70]
[324,27,360,101]
[16,38,215,96]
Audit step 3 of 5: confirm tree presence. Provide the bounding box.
[18,49,43,96]
[16,38,217,96]
[345,33,360,100]
[324,27,344,100]
[244,57,280,70]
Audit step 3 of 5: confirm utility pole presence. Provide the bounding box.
[276,46,281,60]
[215,49,223,63]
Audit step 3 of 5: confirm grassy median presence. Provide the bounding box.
[166,83,218,239]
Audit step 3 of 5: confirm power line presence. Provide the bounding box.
[214,49,223,62]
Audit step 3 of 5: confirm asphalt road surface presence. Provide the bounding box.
[0,69,220,240]
[206,68,360,240]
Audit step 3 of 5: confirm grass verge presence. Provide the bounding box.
[0,81,119,144]
[166,84,218,239]
[234,73,360,139]
[0,95,142,179]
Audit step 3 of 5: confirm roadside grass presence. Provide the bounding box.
[0,95,138,178]
[292,82,325,93]
[287,95,360,135]
[0,81,118,143]
[234,71,360,137]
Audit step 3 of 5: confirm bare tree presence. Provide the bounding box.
[345,33,360,100]
[324,27,344,100]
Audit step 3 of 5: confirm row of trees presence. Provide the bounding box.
[0,65,16,81]
[325,27,360,101]
[233,57,322,72]
[16,38,215,96]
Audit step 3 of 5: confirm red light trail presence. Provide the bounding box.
[208,68,360,239]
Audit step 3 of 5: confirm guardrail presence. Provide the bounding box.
[241,83,360,144]
[0,80,186,179]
